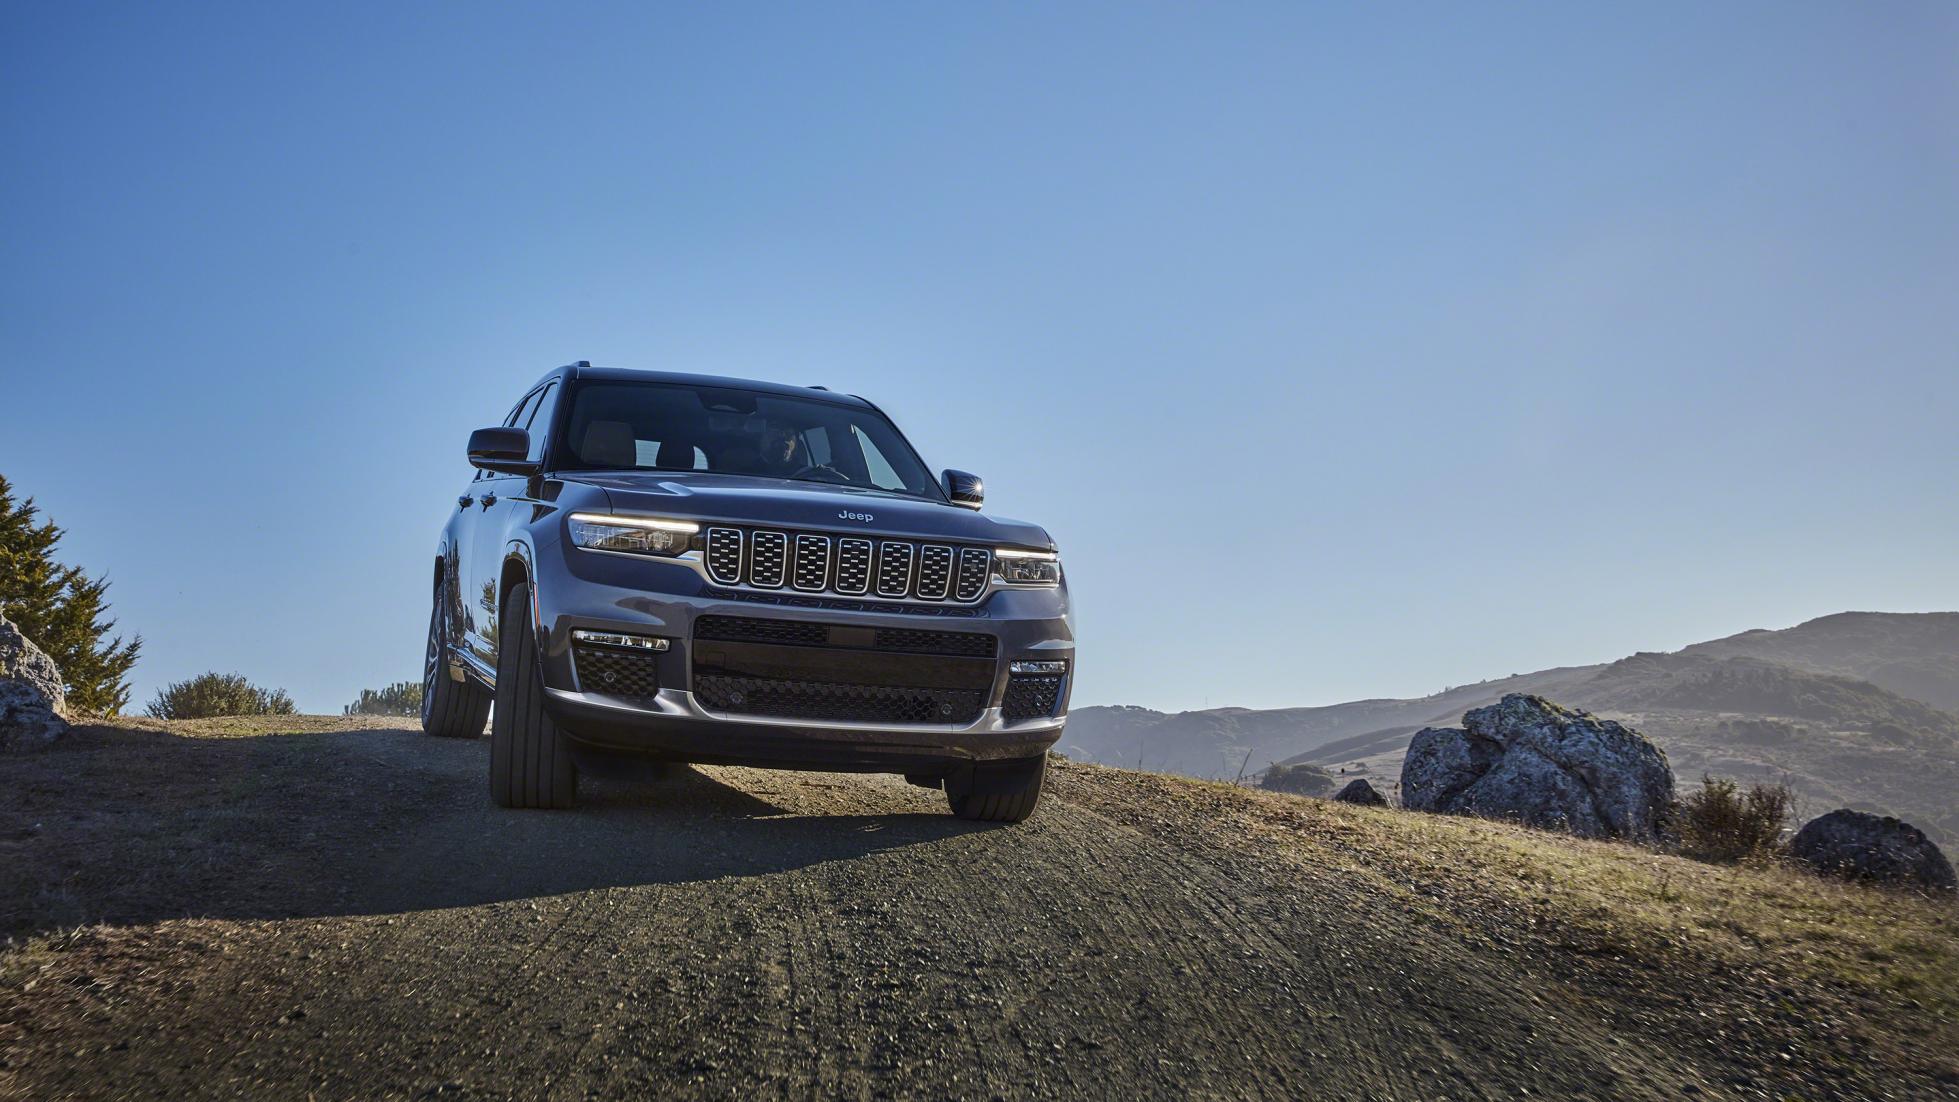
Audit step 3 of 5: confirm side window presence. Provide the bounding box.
[480,391,536,480]
[805,426,832,467]
[504,391,539,428]
[523,382,557,463]
[851,426,906,491]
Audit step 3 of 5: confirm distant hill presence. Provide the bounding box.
[1060,664,1601,778]
[1063,612,1959,841]
[1678,611,1959,710]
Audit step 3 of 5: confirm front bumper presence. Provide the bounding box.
[529,537,1073,770]
[544,686,1061,771]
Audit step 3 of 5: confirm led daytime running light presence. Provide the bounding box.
[568,512,699,533]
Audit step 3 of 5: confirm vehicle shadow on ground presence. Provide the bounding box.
[2,723,996,937]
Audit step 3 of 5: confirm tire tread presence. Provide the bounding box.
[946,755,1045,823]
[422,598,490,739]
[490,582,578,809]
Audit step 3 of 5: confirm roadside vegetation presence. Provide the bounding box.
[1050,758,1959,1024]
[1674,774,1795,863]
[0,473,141,714]
[145,672,296,719]
[344,680,422,717]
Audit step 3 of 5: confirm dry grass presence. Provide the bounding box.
[1332,798,1958,1008]
[1051,759,1959,1019]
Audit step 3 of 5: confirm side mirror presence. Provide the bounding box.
[941,469,984,510]
[468,427,538,475]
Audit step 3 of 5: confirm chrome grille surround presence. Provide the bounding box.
[835,538,873,595]
[749,530,788,588]
[792,534,830,591]
[915,544,953,600]
[705,527,744,585]
[694,527,993,605]
[875,541,915,598]
[955,547,990,601]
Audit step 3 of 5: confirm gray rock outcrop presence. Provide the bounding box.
[1,614,69,751]
[1331,778,1388,807]
[1400,694,1673,841]
[1790,809,1956,892]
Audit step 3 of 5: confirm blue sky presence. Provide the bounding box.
[3,2,1955,715]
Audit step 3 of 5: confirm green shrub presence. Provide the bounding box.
[344,680,423,717]
[0,474,142,714]
[1676,775,1793,862]
[146,672,297,720]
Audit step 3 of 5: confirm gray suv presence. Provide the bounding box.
[424,363,1072,821]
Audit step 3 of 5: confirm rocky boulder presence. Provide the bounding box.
[1,614,69,751]
[1331,778,1388,807]
[1790,809,1956,892]
[1400,694,1674,842]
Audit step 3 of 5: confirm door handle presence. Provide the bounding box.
[457,495,473,508]
[480,493,498,507]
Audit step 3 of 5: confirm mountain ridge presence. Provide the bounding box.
[1062,612,1959,840]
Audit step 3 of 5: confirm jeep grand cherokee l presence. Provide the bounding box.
[423,362,1072,821]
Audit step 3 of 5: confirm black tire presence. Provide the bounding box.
[489,582,578,809]
[945,755,1045,823]
[421,586,490,738]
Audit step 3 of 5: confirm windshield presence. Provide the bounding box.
[555,381,944,501]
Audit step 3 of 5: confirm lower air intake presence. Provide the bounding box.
[695,675,984,725]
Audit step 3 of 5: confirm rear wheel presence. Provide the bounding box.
[489,582,578,809]
[945,755,1045,823]
[421,587,490,738]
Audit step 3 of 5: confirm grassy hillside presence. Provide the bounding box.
[1051,760,1959,1088]
[1058,759,1959,1002]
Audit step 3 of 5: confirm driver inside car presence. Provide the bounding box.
[756,421,806,476]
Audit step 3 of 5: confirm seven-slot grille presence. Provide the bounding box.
[703,526,991,603]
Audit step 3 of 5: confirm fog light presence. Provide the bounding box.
[1009,659,1068,675]
[572,629,670,651]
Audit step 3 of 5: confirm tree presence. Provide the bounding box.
[345,680,423,716]
[0,474,141,714]
[146,672,297,720]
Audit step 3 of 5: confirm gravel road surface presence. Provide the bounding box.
[3,723,1952,1101]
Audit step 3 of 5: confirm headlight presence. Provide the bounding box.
[994,547,1060,586]
[567,513,699,556]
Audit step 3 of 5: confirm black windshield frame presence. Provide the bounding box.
[546,379,948,503]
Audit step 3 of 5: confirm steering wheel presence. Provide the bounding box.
[789,463,851,484]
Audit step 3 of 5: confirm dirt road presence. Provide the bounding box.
[3,720,1954,1100]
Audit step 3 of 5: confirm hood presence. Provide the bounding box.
[566,471,1053,549]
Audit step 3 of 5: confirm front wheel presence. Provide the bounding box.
[945,755,1045,823]
[489,582,578,809]
[421,587,490,738]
